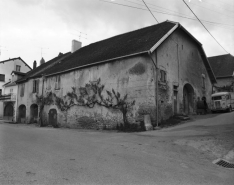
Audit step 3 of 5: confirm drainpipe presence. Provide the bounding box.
[147,50,159,128]
[40,75,45,126]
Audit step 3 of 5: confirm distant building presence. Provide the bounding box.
[208,54,234,92]
[16,21,216,128]
[0,57,31,121]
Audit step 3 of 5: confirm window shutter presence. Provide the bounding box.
[33,80,35,93]
[36,80,39,93]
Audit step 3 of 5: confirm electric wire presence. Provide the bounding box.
[142,0,158,22]
[189,2,234,19]
[99,0,234,30]
[182,0,229,53]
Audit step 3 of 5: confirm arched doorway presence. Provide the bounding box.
[18,104,26,123]
[30,104,38,123]
[183,83,194,115]
[49,109,57,128]
[4,103,14,120]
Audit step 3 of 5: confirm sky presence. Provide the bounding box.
[0,0,233,68]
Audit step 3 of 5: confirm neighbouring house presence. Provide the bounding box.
[16,52,71,123]
[16,21,216,129]
[0,57,31,121]
[208,54,234,92]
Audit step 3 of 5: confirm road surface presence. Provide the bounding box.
[0,112,234,185]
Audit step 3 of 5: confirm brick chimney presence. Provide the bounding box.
[33,60,37,69]
[71,40,82,53]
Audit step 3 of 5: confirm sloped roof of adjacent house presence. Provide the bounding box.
[208,54,234,78]
[11,71,27,76]
[16,52,71,84]
[0,57,32,70]
[44,20,216,83]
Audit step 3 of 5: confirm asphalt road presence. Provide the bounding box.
[0,112,234,185]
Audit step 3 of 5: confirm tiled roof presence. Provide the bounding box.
[208,54,234,78]
[44,21,177,76]
[4,81,16,87]
[16,52,71,83]
[11,71,26,76]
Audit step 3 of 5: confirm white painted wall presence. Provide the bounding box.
[0,58,31,118]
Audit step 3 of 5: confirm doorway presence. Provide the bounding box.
[49,109,57,128]
[183,83,194,115]
[30,104,38,123]
[18,104,26,123]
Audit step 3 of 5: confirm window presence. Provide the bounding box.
[10,89,13,94]
[160,70,166,83]
[0,74,5,82]
[0,89,2,95]
[47,78,51,90]
[202,74,206,89]
[33,80,39,93]
[20,84,25,97]
[16,65,21,72]
[55,76,61,90]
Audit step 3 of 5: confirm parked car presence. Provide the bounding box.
[211,92,234,113]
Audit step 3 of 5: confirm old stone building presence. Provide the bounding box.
[208,54,234,92]
[16,21,216,128]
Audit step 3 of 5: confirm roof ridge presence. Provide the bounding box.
[0,57,20,63]
[80,21,171,49]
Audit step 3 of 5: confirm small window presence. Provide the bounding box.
[16,65,21,72]
[33,80,39,93]
[20,84,25,97]
[0,74,5,82]
[202,74,206,89]
[0,89,2,95]
[10,89,13,93]
[160,70,166,83]
[226,95,230,100]
[55,76,61,90]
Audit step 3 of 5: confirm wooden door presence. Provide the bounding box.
[49,109,57,127]
[174,91,178,114]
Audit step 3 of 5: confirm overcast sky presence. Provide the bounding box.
[0,0,233,68]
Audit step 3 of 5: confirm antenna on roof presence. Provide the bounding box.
[40,47,49,58]
[70,30,87,41]
[0,45,8,57]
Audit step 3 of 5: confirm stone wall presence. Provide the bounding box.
[43,55,156,128]
[155,28,213,121]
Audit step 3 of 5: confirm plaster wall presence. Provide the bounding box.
[0,58,31,117]
[43,55,156,129]
[17,78,42,123]
[156,29,213,120]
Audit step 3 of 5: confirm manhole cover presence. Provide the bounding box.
[213,159,234,169]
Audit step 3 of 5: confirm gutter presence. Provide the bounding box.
[149,23,179,53]
[147,50,159,128]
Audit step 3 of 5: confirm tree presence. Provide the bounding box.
[36,91,53,126]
